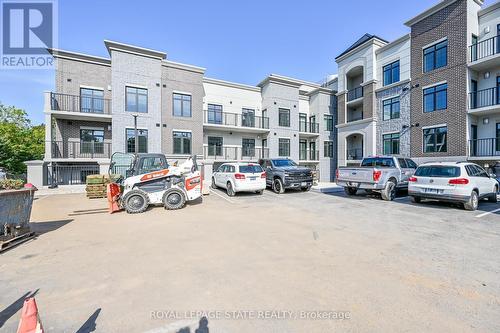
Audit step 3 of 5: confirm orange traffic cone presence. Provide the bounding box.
[17,297,44,333]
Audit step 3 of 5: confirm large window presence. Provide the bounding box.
[278,138,290,157]
[207,136,223,156]
[383,97,400,120]
[126,86,148,113]
[324,141,334,158]
[424,83,447,112]
[382,133,400,155]
[278,108,290,127]
[383,61,400,86]
[126,128,148,153]
[173,131,192,155]
[173,93,192,117]
[80,88,104,113]
[80,129,104,154]
[324,115,334,131]
[242,108,255,127]
[423,126,447,153]
[207,104,223,124]
[424,40,448,72]
[242,138,255,157]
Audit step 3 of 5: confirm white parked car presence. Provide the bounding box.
[211,162,266,196]
[408,162,498,211]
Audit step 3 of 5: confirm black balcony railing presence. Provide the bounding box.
[46,164,100,186]
[299,121,320,133]
[347,112,363,123]
[204,111,269,129]
[50,92,112,114]
[51,141,112,159]
[204,146,270,160]
[469,36,500,62]
[347,148,363,161]
[347,86,363,102]
[299,150,319,161]
[469,87,500,109]
[469,138,500,157]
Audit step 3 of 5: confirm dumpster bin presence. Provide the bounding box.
[0,187,37,251]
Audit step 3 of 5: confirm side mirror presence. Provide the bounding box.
[489,173,497,178]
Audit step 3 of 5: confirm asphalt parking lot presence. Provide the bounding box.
[1,188,499,332]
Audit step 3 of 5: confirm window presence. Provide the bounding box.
[173,93,192,117]
[126,128,148,153]
[239,165,263,173]
[242,108,255,127]
[324,141,334,158]
[242,138,255,157]
[173,131,192,155]
[383,97,400,120]
[424,83,447,112]
[383,133,400,155]
[279,108,290,127]
[207,104,223,124]
[324,115,334,131]
[207,136,223,156]
[471,35,478,61]
[405,159,418,169]
[126,86,148,113]
[361,158,395,167]
[80,88,104,113]
[465,165,489,178]
[80,129,104,154]
[278,138,290,156]
[415,165,460,177]
[424,40,448,72]
[497,123,500,151]
[383,61,400,86]
[423,126,447,153]
[398,158,408,168]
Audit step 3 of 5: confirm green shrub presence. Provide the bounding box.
[0,179,24,190]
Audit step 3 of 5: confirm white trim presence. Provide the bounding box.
[80,85,104,91]
[421,80,447,90]
[125,126,148,131]
[203,77,261,92]
[172,129,193,133]
[421,123,447,130]
[172,90,192,96]
[382,130,400,136]
[80,126,104,131]
[422,37,448,50]
[126,83,149,90]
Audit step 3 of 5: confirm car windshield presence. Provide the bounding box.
[361,158,395,168]
[415,166,461,178]
[272,159,297,167]
[239,165,263,173]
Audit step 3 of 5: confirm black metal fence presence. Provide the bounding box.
[469,138,500,157]
[50,92,112,114]
[469,87,499,109]
[204,111,269,129]
[347,86,363,102]
[204,146,270,160]
[299,150,320,161]
[46,164,100,185]
[469,36,500,62]
[51,141,112,159]
[299,121,320,133]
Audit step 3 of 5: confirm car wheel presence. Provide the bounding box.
[464,191,479,211]
[226,182,235,197]
[301,186,311,192]
[344,187,357,196]
[381,180,397,201]
[122,189,149,214]
[211,177,217,189]
[162,188,186,210]
[256,190,264,195]
[488,186,498,203]
[410,196,421,203]
[273,178,285,194]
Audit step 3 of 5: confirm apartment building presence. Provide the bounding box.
[32,41,337,187]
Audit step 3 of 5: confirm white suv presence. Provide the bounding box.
[211,162,266,196]
[408,162,498,211]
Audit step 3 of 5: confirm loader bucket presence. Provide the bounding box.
[107,183,122,214]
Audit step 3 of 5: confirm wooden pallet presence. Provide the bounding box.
[0,232,36,253]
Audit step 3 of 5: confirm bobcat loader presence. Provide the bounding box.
[107,153,202,214]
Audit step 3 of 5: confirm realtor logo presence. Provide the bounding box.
[1,0,57,68]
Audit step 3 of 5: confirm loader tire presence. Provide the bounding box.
[122,189,149,214]
[163,188,186,210]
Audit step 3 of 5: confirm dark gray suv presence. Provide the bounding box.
[258,158,313,194]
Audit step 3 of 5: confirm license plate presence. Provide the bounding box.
[249,177,257,181]
[347,182,359,187]
[301,182,307,186]
[424,188,443,194]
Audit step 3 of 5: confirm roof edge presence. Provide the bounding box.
[203,77,261,92]
[104,40,166,59]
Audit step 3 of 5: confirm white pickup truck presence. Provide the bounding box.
[336,156,418,201]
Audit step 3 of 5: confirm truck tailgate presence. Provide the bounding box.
[337,168,374,183]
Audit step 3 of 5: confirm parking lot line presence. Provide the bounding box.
[208,188,235,204]
[475,208,500,219]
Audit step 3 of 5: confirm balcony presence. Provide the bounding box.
[203,146,270,161]
[50,92,111,114]
[469,87,500,115]
[299,149,319,162]
[299,121,319,136]
[203,111,269,133]
[347,86,363,102]
[469,138,500,159]
[469,36,500,70]
[346,148,363,161]
[50,141,112,160]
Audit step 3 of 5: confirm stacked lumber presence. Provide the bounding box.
[86,175,108,199]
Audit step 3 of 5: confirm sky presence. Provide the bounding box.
[0,0,496,125]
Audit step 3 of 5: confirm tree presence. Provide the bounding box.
[0,103,44,174]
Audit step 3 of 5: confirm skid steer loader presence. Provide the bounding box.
[107,153,202,214]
